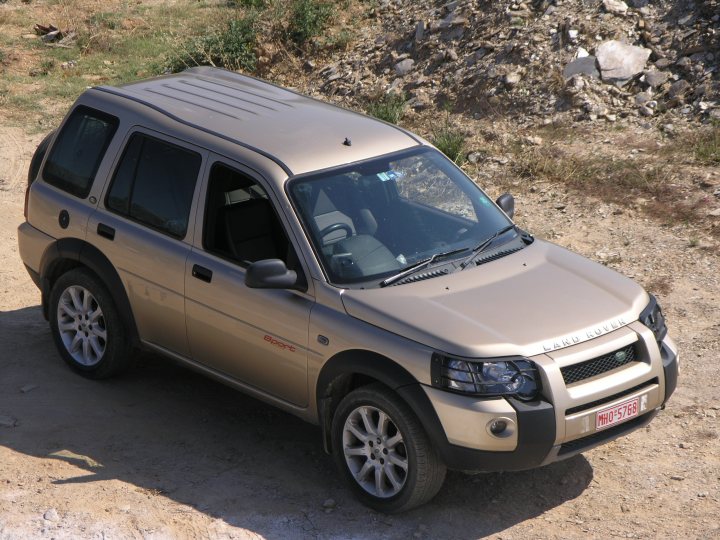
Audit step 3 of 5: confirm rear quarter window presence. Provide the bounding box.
[43,106,118,198]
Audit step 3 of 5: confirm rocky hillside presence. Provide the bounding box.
[281,0,719,127]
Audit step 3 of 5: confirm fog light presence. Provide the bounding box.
[489,419,507,435]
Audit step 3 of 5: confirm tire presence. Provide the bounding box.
[331,383,446,513]
[49,268,133,379]
[28,130,56,184]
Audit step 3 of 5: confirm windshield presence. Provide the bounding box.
[288,147,513,287]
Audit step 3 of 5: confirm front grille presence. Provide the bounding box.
[560,343,638,385]
[565,378,658,415]
[558,412,652,456]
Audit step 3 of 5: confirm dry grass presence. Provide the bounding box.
[506,142,714,234]
[692,123,720,164]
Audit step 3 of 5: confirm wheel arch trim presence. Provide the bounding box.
[315,349,449,454]
[39,238,139,345]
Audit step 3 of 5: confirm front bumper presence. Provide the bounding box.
[406,333,678,472]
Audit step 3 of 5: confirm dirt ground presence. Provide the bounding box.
[0,124,719,540]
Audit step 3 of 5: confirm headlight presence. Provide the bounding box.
[431,353,541,401]
[639,294,668,344]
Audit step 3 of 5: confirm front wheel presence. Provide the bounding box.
[331,383,446,513]
[49,268,133,379]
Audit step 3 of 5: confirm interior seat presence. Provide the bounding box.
[330,235,401,279]
[222,198,279,264]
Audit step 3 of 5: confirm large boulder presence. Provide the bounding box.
[596,40,651,87]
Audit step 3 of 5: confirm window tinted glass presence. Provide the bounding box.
[106,135,142,215]
[44,106,118,198]
[106,133,201,238]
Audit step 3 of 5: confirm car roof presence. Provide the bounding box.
[96,67,420,176]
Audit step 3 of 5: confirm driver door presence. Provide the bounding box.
[184,158,313,406]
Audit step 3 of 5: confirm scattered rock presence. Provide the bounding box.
[394,58,415,76]
[466,151,482,164]
[322,498,336,509]
[668,80,691,100]
[311,0,718,123]
[43,508,59,522]
[20,384,37,393]
[708,208,720,218]
[603,0,629,16]
[670,475,685,481]
[504,72,522,87]
[596,40,651,87]
[414,20,425,43]
[644,70,669,88]
[563,56,600,80]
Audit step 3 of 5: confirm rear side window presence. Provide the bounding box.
[106,133,201,238]
[43,106,118,198]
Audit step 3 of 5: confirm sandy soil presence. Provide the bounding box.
[1,125,718,539]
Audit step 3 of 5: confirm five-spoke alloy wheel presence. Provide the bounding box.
[332,383,446,513]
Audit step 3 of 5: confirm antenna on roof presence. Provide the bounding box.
[343,137,352,147]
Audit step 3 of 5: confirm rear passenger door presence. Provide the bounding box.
[184,158,313,407]
[89,129,205,357]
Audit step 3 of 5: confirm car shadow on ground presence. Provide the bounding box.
[0,306,593,539]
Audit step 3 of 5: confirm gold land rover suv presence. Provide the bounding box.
[18,67,678,513]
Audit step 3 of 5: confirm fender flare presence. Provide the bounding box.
[39,238,139,345]
[315,350,448,454]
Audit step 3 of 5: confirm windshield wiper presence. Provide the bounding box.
[380,247,468,287]
[458,224,517,270]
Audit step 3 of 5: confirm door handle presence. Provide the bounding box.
[97,223,115,240]
[192,264,213,283]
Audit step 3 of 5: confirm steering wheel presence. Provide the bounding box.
[319,222,353,241]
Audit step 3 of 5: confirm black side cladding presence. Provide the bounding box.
[660,341,678,404]
[39,239,139,345]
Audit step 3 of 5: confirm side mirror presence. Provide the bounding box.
[245,259,299,290]
[496,193,515,219]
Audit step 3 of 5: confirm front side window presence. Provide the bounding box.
[43,106,118,198]
[289,147,512,287]
[106,133,201,238]
[203,163,296,268]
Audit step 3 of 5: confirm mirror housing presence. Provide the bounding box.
[496,193,515,219]
[245,259,300,290]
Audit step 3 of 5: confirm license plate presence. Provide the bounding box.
[596,397,639,431]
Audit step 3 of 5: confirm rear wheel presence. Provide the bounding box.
[49,268,133,379]
[331,383,446,513]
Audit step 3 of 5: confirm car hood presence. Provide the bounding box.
[340,240,648,358]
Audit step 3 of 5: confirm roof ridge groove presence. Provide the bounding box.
[177,79,279,112]
[159,83,259,116]
[143,88,240,119]
[192,74,294,109]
